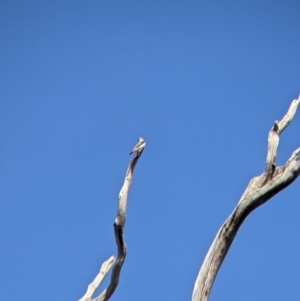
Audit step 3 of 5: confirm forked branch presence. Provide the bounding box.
[78,140,146,301]
[192,96,300,301]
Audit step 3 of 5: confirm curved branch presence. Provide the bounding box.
[78,141,146,301]
[192,95,300,301]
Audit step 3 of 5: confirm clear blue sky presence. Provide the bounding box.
[1,1,300,300]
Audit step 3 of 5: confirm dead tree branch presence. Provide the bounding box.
[78,140,146,301]
[192,95,300,301]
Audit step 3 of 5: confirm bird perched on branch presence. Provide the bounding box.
[130,137,146,155]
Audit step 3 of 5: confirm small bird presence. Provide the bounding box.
[130,137,146,155]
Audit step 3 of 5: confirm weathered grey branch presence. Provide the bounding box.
[192,95,300,301]
[264,122,279,183]
[78,257,115,301]
[78,141,145,301]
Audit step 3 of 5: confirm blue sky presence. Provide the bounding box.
[1,1,300,300]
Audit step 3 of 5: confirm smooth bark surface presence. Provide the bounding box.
[192,96,300,301]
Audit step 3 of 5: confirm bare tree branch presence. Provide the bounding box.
[78,257,115,301]
[264,122,279,183]
[192,95,300,301]
[277,96,300,134]
[78,141,146,301]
